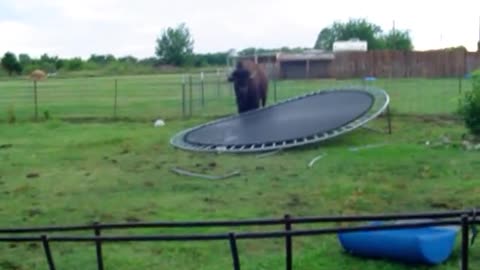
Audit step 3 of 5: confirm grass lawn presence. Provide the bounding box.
[0,115,479,270]
[0,74,478,269]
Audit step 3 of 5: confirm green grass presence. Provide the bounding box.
[0,75,473,122]
[0,115,479,270]
[0,75,479,269]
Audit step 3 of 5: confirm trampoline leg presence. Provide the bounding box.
[386,105,392,135]
[387,106,392,134]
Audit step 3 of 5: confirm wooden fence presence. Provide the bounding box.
[331,49,480,78]
[272,49,480,79]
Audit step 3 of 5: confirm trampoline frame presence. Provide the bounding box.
[170,86,390,153]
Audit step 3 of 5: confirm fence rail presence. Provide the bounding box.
[0,209,478,270]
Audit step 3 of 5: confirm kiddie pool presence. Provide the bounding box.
[337,220,460,265]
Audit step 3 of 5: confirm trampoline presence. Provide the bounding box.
[170,87,390,153]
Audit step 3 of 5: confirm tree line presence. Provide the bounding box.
[0,51,231,77]
[1,19,414,77]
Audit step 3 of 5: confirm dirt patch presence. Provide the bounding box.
[0,144,12,150]
[27,243,40,250]
[64,207,76,212]
[202,197,226,205]
[396,113,463,126]
[27,208,43,217]
[26,172,40,179]
[125,216,141,223]
[255,166,265,171]
[0,260,20,270]
[144,181,155,187]
[171,184,205,192]
[427,199,462,210]
[13,185,31,193]
[285,194,309,208]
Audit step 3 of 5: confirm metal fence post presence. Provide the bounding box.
[200,72,205,108]
[113,79,118,119]
[217,69,221,97]
[189,75,193,117]
[387,105,392,135]
[273,79,277,103]
[228,233,241,270]
[284,214,292,270]
[182,76,186,118]
[461,215,469,270]
[94,222,104,270]
[33,80,39,121]
[459,76,463,94]
[41,235,56,270]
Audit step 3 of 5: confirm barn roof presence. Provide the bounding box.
[230,50,335,63]
[277,51,335,61]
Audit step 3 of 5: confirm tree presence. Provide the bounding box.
[314,19,383,50]
[155,23,194,66]
[19,54,32,66]
[380,30,413,50]
[1,52,22,76]
[138,57,159,66]
[88,54,116,65]
[314,18,413,51]
[65,58,84,71]
[118,56,138,64]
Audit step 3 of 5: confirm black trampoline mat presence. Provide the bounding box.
[184,90,374,146]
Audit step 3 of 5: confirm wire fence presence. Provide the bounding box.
[0,73,473,123]
[0,209,478,270]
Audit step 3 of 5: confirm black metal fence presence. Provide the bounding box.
[0,209,478,270]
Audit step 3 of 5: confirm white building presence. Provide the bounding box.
[333,39,368,52]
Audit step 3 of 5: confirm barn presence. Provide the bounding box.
[276,51,334,79]
[230,50,335,80]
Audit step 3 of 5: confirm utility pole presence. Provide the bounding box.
[477,16,480,52]
[392,20,396,49]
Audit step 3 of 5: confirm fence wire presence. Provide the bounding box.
[0,74,473,122]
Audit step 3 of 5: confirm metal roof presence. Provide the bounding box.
[277,52,335,61]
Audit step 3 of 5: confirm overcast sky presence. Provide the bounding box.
[1,0,479,59]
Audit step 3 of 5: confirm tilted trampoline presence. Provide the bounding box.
[170,87,390,153]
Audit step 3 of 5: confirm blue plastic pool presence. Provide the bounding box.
[337,220,459,265]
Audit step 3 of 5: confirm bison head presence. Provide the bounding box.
[228,62,255,95]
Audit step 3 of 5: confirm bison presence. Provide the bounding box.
[228,60,268,114]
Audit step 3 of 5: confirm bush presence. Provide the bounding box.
[459,70,480,136]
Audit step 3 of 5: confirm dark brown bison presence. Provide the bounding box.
[228,60,268,113]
